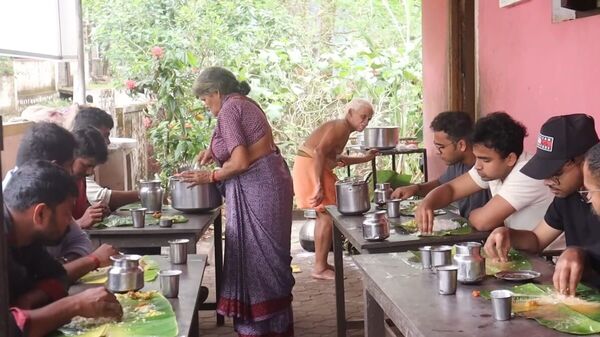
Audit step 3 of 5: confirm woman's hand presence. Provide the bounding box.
[176,170,211,187]
[196,150,213,165]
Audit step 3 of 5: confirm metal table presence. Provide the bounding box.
[86,208,225,326]
[70,254,207,337]
[326,205,490,337]
[354,252,573,337]
[345,146,428,188]
[87,209,221,254]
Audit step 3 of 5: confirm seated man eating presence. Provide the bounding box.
[415,112,553,233]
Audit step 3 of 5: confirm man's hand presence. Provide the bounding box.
[484,227,511,263]
[364,149,379,161]
[309,184,324,208]
[72,287,123,320]
[391,185,419,200]
[415,201,435,233]
[553,247,586,296]
[91,244,120,268]
[77,204,106,229]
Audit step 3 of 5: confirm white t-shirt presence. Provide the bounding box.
[468,152,553,230]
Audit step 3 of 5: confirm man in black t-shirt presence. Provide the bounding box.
[484,114,599,296]
[5,161,122,337]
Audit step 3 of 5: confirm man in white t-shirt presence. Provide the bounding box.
[415,112,553,233]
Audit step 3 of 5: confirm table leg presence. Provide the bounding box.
[333,225,347,337]
[214,210,224,326]
[391,154,396,172]
[346,148,351,177]
[371,158,377,191]
[422,149,428,182]
[364,288,385,337]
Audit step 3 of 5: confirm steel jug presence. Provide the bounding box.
[374,183,391,206]
[106,254,144,293]
[453,242,486,284]
[140,179,163,212]
[362,211,390,241]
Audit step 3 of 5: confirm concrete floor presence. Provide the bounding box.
[196,220,365,337]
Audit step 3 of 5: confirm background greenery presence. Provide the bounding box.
[83,0,423,182]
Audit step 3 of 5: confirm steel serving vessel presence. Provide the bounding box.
[362,210,390,241]
[106,254,144,293]
[139,179,164,212]
[169,176,222,213]
[453,241,486,283]
[362,127,399,149]
[335,177,370,215]
[374,183,392,206]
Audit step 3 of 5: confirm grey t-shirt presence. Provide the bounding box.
[438,162,491,218]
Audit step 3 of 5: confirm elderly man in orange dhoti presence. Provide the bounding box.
[292,98,377,280]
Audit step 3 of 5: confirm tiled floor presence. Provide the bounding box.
[197,220,365,337]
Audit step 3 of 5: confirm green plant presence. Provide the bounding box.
[128,46,214,185]
[84,0,424,182]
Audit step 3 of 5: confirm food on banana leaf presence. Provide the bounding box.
[399,200,420,215]
[485,249,533,275]
[94,214,188,228]
[51,291,178,337]
[398,218,469,236]
[480,283,600,335]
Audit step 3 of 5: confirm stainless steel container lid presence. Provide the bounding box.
[375,183,391,190]
[110,254,142,268]
[336,176,366,186]
[431,245,453,252]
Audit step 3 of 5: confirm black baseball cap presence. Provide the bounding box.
[521,114,599,180]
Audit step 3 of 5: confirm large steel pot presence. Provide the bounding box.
[362,127,399,149]
[169,176,222,213]
[335,177,370,215]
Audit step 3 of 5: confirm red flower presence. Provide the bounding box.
[143,116,153,129]
[151,46,164,59]
[125,80,137,90]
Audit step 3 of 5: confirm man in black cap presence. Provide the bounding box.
[484,113,599,296]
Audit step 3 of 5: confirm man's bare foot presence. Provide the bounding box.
[326,264,335,271]
[312,268,335,280]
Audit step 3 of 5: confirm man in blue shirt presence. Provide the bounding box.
[392,111,490,218]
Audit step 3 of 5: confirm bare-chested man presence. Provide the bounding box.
[292,99,377,280]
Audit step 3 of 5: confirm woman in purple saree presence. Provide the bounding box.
[179,67,294,337]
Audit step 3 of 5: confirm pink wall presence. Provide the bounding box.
[477,0,600,152]
[422,0,450,178]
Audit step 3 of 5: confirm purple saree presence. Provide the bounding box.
[211,94,295,337]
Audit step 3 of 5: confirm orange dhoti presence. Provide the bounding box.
[292,155,338,213]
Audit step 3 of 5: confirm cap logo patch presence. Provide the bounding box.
[537,134,554,152]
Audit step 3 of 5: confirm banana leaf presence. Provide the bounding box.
[485,249,532,275]
[50,291,178,337]
[481,283,600,335]
[94,214,187,229]
[397,218,472,237]
[79,256,159,284]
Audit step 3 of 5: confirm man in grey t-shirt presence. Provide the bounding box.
[392,111,490,218]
